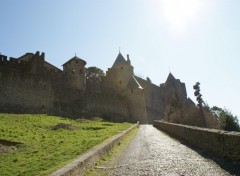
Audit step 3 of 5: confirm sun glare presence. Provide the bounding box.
[161,0,202,35]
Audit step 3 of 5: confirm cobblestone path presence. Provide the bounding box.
[95,125,231,176]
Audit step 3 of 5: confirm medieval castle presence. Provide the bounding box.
[0,51,194,123]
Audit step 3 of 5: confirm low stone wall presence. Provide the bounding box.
[153,120,240,161]
[50,123,139,176]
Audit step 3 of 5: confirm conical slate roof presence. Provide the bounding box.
[127,76,143,89]
[165,72,176,83]
[112,53,128,67]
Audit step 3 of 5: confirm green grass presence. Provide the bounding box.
[0,114,133,176]
[85,127,139,176]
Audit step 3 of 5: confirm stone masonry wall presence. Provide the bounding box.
[0,52,194,124]
[0,71,54,113]
[136,77,165,123]
[123,88,148,124]
[153,121,240,161]
[85,91,129,121]
[0,68,129,121]
[52,89,129,121]
[85,79,130,121]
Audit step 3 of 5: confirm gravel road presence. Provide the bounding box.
[97,125,231,176]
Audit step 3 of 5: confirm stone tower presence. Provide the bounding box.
[105,53,148,124]
[63,56,87,90]
[105,53,134,92]
[123,76,148,124]
[160,73,188,102]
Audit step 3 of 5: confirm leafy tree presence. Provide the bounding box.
[225,114,240,131]
[86,67,105,81]
[210,106,223,116]
[165,92,185,122]
[210,106,240,132]
[165,94,220,128]
[164,93,239,131]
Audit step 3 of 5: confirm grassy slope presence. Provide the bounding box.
[85,127,139,176]
[0,114,132,176]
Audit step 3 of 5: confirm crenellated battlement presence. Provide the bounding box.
[34,51,45,59]
[0,55,14,62]
[0,54,28,66]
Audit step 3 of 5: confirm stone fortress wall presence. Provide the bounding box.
[0,70,54,113]
[0,51,193,123]
[0,53,54,113]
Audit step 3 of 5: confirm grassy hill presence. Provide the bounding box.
[0,114,132,175]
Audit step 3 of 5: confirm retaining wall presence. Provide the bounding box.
[50,123,138,176]
[153,120,240,161]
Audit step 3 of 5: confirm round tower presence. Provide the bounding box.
[62,56,87,90]
[123,76,148,124]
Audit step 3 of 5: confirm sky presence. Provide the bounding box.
[1,0,240,119]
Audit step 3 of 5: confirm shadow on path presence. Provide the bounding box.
[160,130,240,176]
[193,147,240,175]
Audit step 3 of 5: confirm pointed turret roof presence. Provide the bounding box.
[112,53,129,67]
[127,76,143,89]
[166,72,176,83]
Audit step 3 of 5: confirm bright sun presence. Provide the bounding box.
[160,0,202,34]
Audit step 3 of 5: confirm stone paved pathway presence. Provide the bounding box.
[95,125,231,176]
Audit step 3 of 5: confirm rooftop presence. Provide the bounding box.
[112,53,129,67]
[62,56,87,66]
[127,76,143,89]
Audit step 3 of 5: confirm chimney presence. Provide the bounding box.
[35,51,40,56]
[127,54,131,65]
[40,52,45,60]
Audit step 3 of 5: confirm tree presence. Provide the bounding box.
[225,114,240,131]
[210,106,240,132]
[165,93,220,128]
[165,91,187,124]
[86,67,105,81]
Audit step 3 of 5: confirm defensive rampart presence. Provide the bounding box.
[0,68,129,120]
[153,120,240,161]
[0,51,193,124]
[0,71,54,113]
